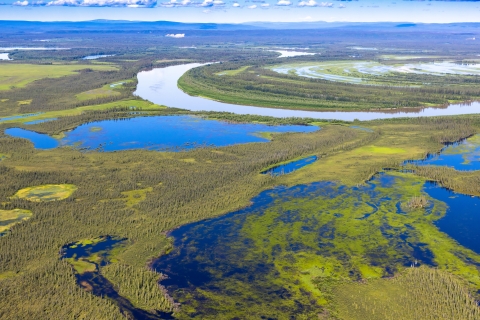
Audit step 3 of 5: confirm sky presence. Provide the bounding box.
[1,0,480,23]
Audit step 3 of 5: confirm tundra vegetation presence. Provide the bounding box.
[178,59,480,111]
[0,22,480,319]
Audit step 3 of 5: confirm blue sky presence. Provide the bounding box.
[1,1,480,23]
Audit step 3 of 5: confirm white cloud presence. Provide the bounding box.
[248,4,256,8]
[166,33,185,38]
[32,0,158,7]
[12,0,29,5]
[338,3,345,8]
[319,2,332,7]
[200,0,212,6]
[160,0,191,7]
[276,0,291,5]
[298,0,315,7]
[232,2,239,6]
[260,3,269,7]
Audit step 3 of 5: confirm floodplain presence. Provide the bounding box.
[0,21,480,320]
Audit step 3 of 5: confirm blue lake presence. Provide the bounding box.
[261,155,317,176]
[4,115,318,152]
[5,128,58,149]
[406,135,480,171]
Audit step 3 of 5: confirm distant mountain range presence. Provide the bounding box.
[2,20,480,32]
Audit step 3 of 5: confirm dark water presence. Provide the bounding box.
[261,155,317,176]
[406,135,480,171]
[61,236,172,320]
[152,171,478,318]
[61,235,126,264]
[5,115,318,152]
[4,128,58,149]
[424,182,480,254]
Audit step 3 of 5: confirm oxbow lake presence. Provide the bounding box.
[134,63,480,121]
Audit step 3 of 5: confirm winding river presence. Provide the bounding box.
[134,63,480,121]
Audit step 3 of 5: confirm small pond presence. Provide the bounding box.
[0,53,11,60]
[4,115,318,152]
[261,155,317,176]
[5,128,58,149]
[82,54,115,60]
[406,135,480,171]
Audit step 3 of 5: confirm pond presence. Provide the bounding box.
[82,54,115,60]
[0,53,11,60]
[152,168,480,318]
[134,63,480,121]
[5,128,58,149]
[406,135,480,171]
[4,115,318,152]
[261,155,317,176]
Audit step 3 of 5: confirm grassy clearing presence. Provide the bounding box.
[17,100,32,106]
[0,64,117,91]
[354,145,406,155]
[216,65,250,76]
[334,267,480,320]
[0,209,32,233]
[12,184,77,202]
[0,99,165,124]
[75,80,132,101]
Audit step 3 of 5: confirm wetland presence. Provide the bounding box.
[2,21,480,320]
[138,63,480,120]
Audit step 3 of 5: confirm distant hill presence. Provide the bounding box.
[1,20,480,33]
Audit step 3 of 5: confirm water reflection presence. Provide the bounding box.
[5,115,318,152]
[135,63,480,121]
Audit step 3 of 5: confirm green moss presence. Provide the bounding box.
[0,63,118,91]
[89,126,102,132]
[354,146,406,154]
[0,209,33,233]
[12,184,77,202]
[215,65,250,76]
[65,258,97,274]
